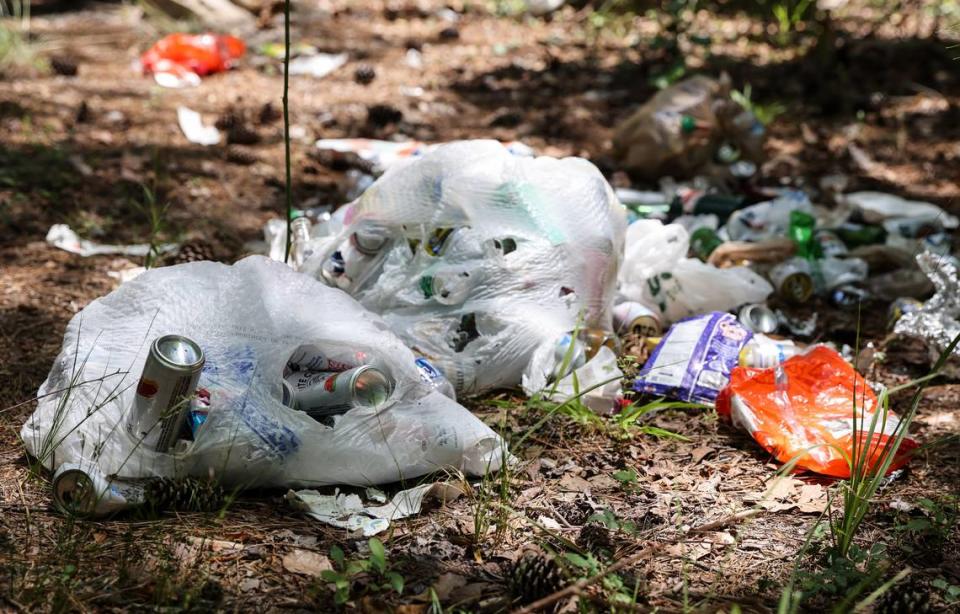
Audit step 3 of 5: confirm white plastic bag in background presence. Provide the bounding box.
[618,219,773,325]
[21,257,504,488]
[300,140,628,397]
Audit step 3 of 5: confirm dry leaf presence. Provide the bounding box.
[282,549,332,577]
[536,515,563,531]
[239,578,261,592]
[689,446,714,464]
[587,473,619,490]
[430,573,467,601]
[796,484,829,514]
[558,474,591,493]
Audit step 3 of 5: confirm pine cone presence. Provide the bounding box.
[50,56,78,77]
[576,523,613,558]
[874,579,932,614]
[215,110,240,131]
[507,552,565,609]
[226,146,259,166]
[227,124,261,146]
[143,477,226,513]
[367,104,403,127]
[165,239,217,265]
[258,102,280,125]
[354,65,376,86]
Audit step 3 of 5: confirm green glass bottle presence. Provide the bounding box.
[789,209,816,260]
[690,227,724,261]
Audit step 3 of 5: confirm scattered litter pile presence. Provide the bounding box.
[22,257,504,515]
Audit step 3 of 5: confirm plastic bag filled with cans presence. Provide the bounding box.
[21,256,505,489]
[297,140,628,398]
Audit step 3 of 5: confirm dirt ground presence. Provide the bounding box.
[1,1,959,611]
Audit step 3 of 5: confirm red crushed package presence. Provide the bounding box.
[716,346,917,478]
[140,33,245,86]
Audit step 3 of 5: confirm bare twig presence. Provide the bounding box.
[511,508,761,614]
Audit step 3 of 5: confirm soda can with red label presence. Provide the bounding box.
[285,365,393,418]
[126,335,205,453]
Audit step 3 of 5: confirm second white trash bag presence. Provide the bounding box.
[618,219,773,324]
[300,140,628,396]
[21,256,504,488]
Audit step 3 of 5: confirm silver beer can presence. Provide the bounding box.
[738,303,779,334]
[127,335,205,453]
[286,365,393,418]
[52,461,143,517]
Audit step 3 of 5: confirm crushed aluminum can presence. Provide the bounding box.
[738,303,778,335]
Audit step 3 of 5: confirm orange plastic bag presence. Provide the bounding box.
[716,346,917,478]
[140,33,245,86]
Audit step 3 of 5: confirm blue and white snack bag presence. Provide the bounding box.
[634,311,752,405]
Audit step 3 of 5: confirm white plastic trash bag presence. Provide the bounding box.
[618,219,773,325]
[299,140,628,397]
[22,256,504,488]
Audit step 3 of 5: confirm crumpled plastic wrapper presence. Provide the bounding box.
[894,252,960,360]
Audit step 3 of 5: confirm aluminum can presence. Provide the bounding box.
[830,285,870,310]
[612,301,662,337]
[321,231,388,289]
[738,303,778,334]
[769,258,815,304]
[887,297,923,330]
[52,461,143,518]
[352,229,389,255]
[286,344,360,373]
[286,365,393,417]
[127,335,204,452]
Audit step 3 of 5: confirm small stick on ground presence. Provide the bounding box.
[511,508,762,614]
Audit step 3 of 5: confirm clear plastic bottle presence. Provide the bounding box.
[289,216,313,270]
[739,336,801,368]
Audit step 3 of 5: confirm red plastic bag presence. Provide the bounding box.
[716,346,917,478]
[140,33,245,86]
